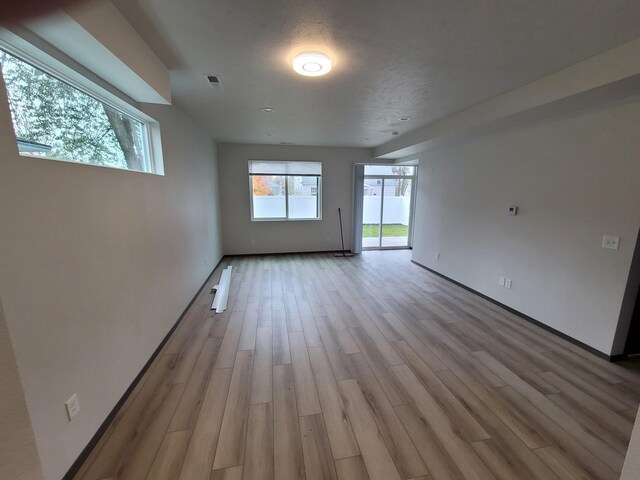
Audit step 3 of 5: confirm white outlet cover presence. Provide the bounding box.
[602,235,620,250]
[498,276,505,286]
[65,393,80,421]
[505,278,512,289]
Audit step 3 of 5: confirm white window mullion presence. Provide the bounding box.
[285,175,290,219]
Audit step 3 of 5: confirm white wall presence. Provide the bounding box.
[411,100,640,356]
[622,407,640,480]
[218,143,373,254]
[0,298,44,480]
[0,79,223,479]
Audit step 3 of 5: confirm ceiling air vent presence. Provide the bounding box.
[206,75,224,89]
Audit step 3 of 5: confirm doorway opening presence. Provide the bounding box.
[623,229,640,357]
[361,165,417,250]
[625,287,640,356]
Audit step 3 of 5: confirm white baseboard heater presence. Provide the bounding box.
[211,265,232,313]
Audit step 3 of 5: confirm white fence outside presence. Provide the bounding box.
[252,195,409,224]
[363,196,411,225]
[253,195,318,218]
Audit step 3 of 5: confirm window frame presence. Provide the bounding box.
[0,37,163,175]
[248,160,323,222]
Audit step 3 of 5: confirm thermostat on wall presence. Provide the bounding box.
[508,206,518,216]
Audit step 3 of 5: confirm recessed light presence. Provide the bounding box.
[292,52,332,77]
[399,116,410,121]
[262,107,274,112]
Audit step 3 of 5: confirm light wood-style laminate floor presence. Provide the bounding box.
[73,251,640,480]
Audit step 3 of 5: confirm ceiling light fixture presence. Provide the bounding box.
[292,52,332,77]
[262,107,274,112]
[399,116,410,121]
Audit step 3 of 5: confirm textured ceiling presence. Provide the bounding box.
[112,0,640,147]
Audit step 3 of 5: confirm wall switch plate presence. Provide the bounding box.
[505,278,512,289]
[65,393,80,421]
[508,206,518,216]
[498,276,505,286]
[602,235,620,250]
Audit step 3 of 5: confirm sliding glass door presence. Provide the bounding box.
[362,178,383,248]
[382,176,413,247]
[362,165,416,249]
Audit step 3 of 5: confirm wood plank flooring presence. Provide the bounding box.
[74,251,640,480]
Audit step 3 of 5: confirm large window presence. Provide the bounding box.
[0,49,154,173]
[249,160,322,221]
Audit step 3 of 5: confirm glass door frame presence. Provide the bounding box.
[362,167,418,250]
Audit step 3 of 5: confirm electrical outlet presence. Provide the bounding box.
[250,239,255,245]
[505,278,512,289]
[498,276,505,286]
[65,393,80,421]
[602,235,620,250]
[435,252,440,260]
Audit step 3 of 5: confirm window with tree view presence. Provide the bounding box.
[249,160,322,220]
[0,49,153,172]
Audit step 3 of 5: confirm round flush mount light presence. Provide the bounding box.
[262,107,274,112]
[399,116,411,121]
[292,52,332,77]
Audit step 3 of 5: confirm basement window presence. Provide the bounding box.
[249,160,322,221]
[0,48,157,173]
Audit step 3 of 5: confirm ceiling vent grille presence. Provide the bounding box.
[206,75,224,89]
